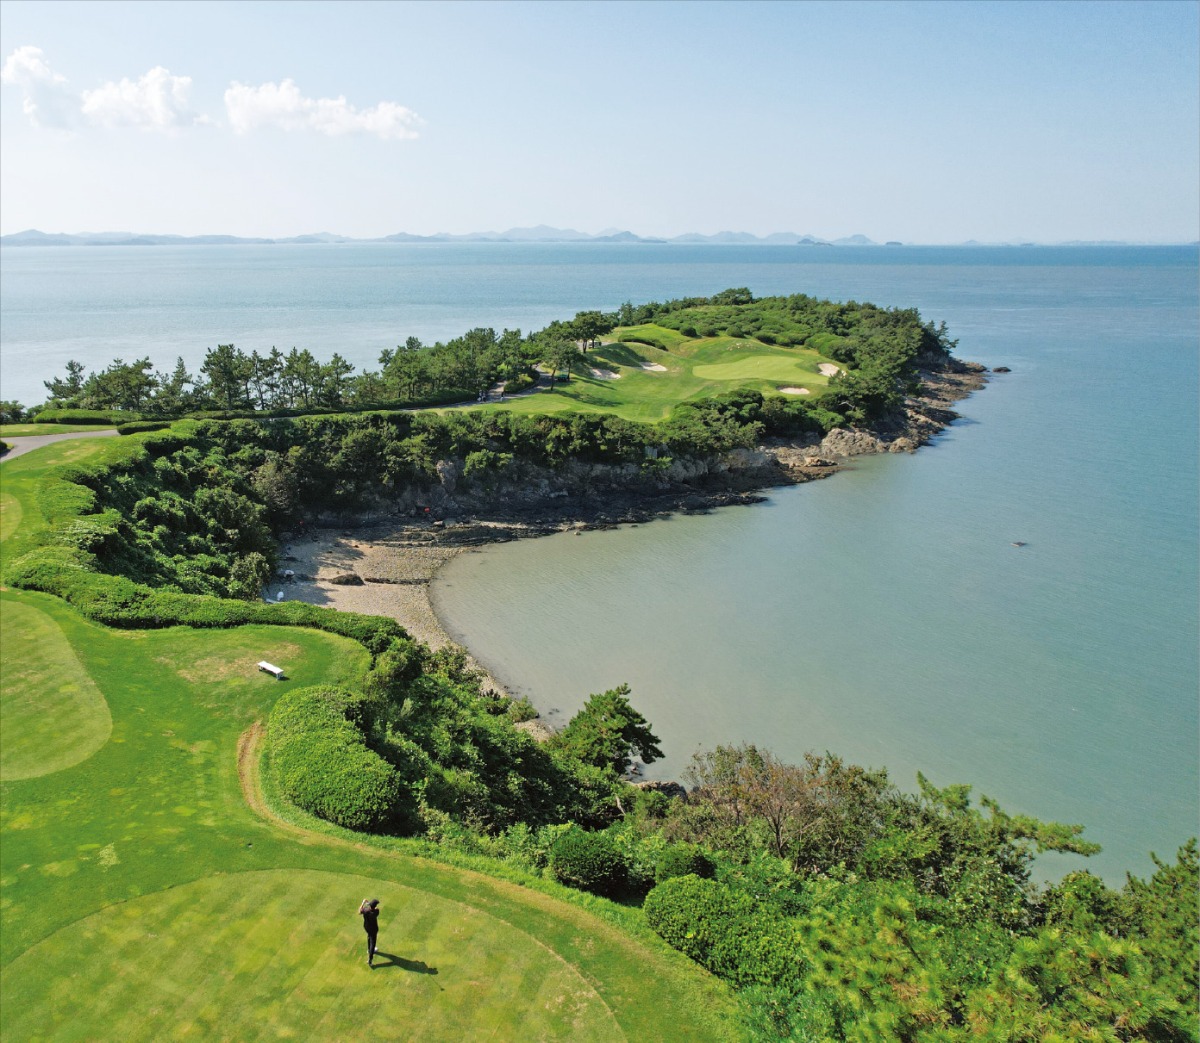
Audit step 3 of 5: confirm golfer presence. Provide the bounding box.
[359,898,380,966]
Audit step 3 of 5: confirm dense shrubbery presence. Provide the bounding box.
[638,743,1199,1041]
[268,685,411,832]
[645,875,803,990]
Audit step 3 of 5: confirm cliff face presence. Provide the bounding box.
[311,361,987,528]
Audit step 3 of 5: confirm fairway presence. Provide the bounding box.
[0,600,111,781]
[0,869,621,1042]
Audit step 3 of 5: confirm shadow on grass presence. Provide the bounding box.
[373,951,438,975]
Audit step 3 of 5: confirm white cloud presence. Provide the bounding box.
[81,66,206,131]
[224,79,421,140]
[1,45,78,128]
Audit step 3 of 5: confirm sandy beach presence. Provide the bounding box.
[277,527,463,649]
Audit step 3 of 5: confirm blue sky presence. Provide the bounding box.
[2,0,1196,242]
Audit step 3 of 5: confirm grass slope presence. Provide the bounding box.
[0,436,744,1041]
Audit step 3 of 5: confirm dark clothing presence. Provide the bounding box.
[361,907,379,961]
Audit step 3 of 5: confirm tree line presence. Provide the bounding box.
[2,309,620,422]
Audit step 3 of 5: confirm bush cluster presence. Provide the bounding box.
[548,825,628,897]
[268,685,411,832]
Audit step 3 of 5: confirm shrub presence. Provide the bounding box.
[117,421,171,435]
[268,685,409,832]
[644,875,804,989]
[656,842,716,883]
[548,825,628,896]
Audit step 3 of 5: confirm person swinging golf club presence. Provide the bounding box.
[359,898,380,966]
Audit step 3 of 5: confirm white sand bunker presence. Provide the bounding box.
[778,386,810,395]
[590,367,621,380]
[640,362,667,372]
[818,363,842,377]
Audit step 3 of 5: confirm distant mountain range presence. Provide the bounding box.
[1,228,1185,248]
[0,226,881,247]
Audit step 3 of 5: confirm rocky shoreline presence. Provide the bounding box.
[276,360,987,699]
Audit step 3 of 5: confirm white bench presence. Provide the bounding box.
[257,661,285,680]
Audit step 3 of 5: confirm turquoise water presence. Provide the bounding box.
[2,243,1196,880]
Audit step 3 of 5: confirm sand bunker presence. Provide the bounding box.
[590,368,621,380]
[818,363,842,377]
[640,362,668,372]
[778,386,810,395]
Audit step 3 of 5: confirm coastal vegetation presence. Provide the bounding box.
[19,289,957,428]
[2,293,1195,1040]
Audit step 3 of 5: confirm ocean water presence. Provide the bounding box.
[2,243,1196,881]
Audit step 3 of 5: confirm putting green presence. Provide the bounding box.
[0,868,622,1042]
[692,355,823,382]
[0,601,112,781]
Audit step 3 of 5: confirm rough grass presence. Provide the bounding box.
[0,434,746,1042]
[0,599,112,781]
[0,490,21,544]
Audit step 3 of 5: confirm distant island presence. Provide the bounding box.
[0,226,880,247]
[3,227,1187,248]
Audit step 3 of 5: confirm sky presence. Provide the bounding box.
[1,0,1197,243]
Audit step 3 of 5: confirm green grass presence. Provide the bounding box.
[0,424,116,437]
[0,600,112,781]
[0,434,746,1041]
[488,325,838,423]
[2,869,621,1041]
[0,490,22,544]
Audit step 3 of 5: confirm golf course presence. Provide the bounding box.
[0,434,743,1041]
[479,328,841,423]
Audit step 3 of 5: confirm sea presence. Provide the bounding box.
[1,241,1196,882]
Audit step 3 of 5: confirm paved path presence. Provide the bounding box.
[0,429,119,461]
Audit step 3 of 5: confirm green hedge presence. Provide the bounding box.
[548,825,628,897]
[117,421,172,435]
[34,408,137,425]
[268,685,407,832]
[644,875,804,989]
